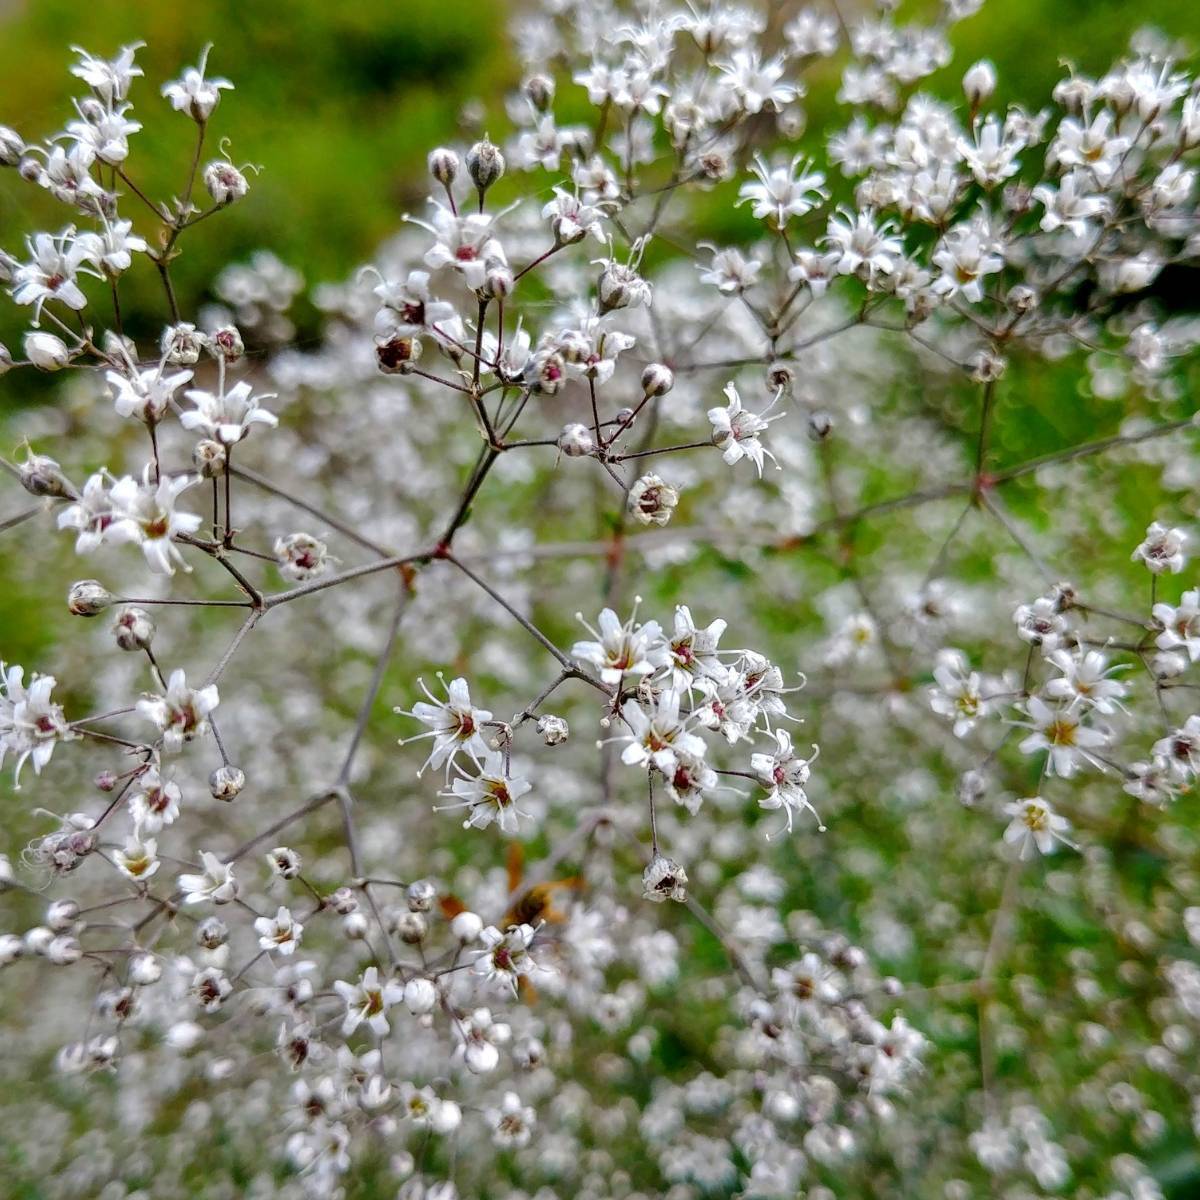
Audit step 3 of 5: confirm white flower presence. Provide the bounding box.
[824,207,902,279]
[473,924,544,996]
[1154,589,1200,661]
[487,1092,536,1148]
[1013,596,1069,650]
[717,48,798,114]
[666,605,730,692]
[929,648,989,737]
[1152,716,1200,782]
[70,43,144,104]
[395,676,492,775]
[372,268,457,338]
[436,750,532,834]
[750,729,823,836]
[192,966,233,1012]
[24,331,71,370]
[698,244,762,293]
[627,474,679,526]
[737,154,828,227]
[178,851,238,905]
[1049,110,1130,186]
[619,689,707,775]
[958,116,1023,187]
[708,382,783,476]
[572,605,667,686]
[136,669,219,751]
[1016,696,1107,778]
[11,228,99,321]
[1002,797,1073,859]
[771,952,842,1020]
[0,662,73,786]
[1032,170,1109,238]
[66,102,141,165]
[255,907,304,956]
[453,1007,510,1074]
[1131,522,1186,574]
[162,46,233,121]
[1123,757,1177,806]
[932,227,1004,303]
[114,835,159,882]
[107,469,203,575]
[106,364,192,425]
[416,202,505,292]
[180,380,278,445]
[1043,649,1128,714]
[127,767,182,831]
[333,966,404,1038]
[660,749,719,816]
[542,186,606,244]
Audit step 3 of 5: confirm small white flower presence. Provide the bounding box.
[436,750,532,834]
[1002,797,1073,859]
[178,851,238,905]
[395,675,492,775]
[114,834,159,882]
[106,364,192,425]
[642,854,689,903]
[1131,522,1187,575]
[333,966,404,1038]
[180,380,278,446]
[750,729,823,836]
[0,662,73,786]
[136,669,219,751]
[708,382,783,476]
[1154,589,1200,661]
[162,46,233,121]
[1016,696,1108,778]
[572,605,668,686]
[487,1092,536,1148]
[255,907,304,956]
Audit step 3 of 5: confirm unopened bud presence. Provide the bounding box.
[342,912,369,940]
[395,911,427,944]
[641,362,674,397]
[68,579,114,617]
[557,422,594,458]
[482,259,514,300]
[193,439,227,478]
[94,769,119,792]
[24,331,70,371]
[450,910,483,942]
[112,606,155,652]
[209,765,245,802]
[47,900,80,931]
[523,74,555,113]
[407,880,436,913]
[428,147,460,187]
[807,411,834,441]
[161,323,203,366]
[19,452,71,498]
[962,60,996,107]
[404,976,437,1015]
[466,137,505,195]
[0,125,23,167]
[330,887,358,915]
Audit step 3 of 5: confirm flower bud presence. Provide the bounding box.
[24,927,55,955]
[330,887,358,915]
[47,900,80,931]
[481,260,514,300]
[0,342,11,376]
[962,60,996,107]
[68,579,115,617]
[557,423,594,458]
[209,765,245,802]
[0,125,23,167]
[641,362,674,397]
[161,323,203,366]
[523,74,555,112]
[204,160,248,205]
[1006,284,1038,314]
[0,934,23,965]
[407,879,436,913]
[431,1100,462,1134]
[112,606,155,652]
[47,935,82,965]
[193,438,228,478]
[94,769,119,792]
[466,137,505,195]
[395,911,427,944]
[206,325,244,362]
[807,411,834,441]
[342,911,369,940]
[627,474,679,527]
[598,262,650,312]
[537,714,569,746]
[19,452,71,498]
[17,157,41,184]
[428,147,460,187]
[24,331,70,371]
[450,910,483,942]
[404,976,437,1015]
[129,951,162,985]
